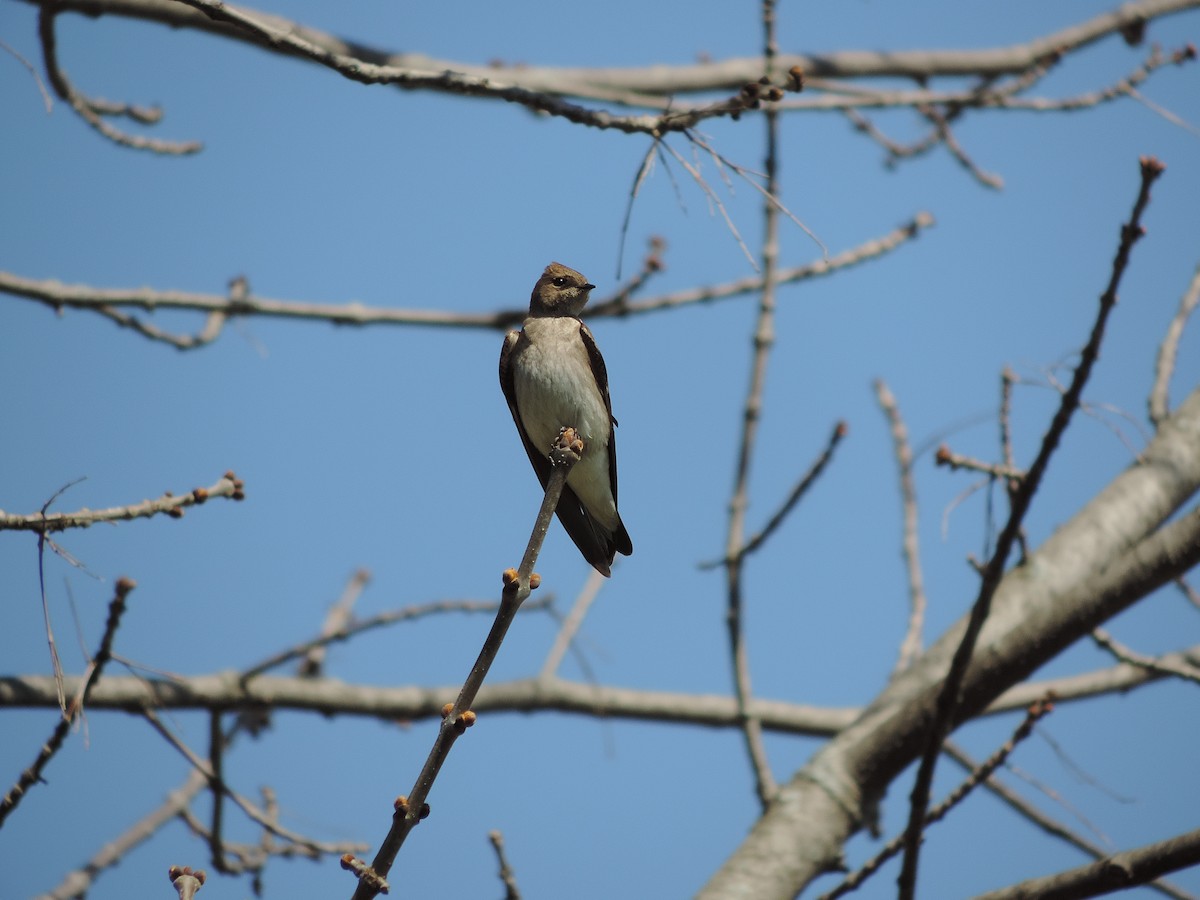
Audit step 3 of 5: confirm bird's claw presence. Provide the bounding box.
[556,426,585,456]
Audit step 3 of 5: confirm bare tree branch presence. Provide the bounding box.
[16,0,1199,101]
[941,744,1196,900]
[700,377,1200,898]
[1,578,135,828]
[0,213,933,339]
[715,0,786,809]
[818,697,1054,900]
[1150,262,1200,426]
[1092,627,1200,685]
[897,157,1164,899]
[347,441,578,899]
[875,381,927,676]
[0,472,244,532]
[971,827,1200,900]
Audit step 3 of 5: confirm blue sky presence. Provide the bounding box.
[2,2,1199,898]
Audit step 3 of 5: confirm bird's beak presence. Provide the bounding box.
[583,283,596,291]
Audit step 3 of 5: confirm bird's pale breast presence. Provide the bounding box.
[513,317,619,527]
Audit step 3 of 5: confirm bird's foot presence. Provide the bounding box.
[556,426,585,457]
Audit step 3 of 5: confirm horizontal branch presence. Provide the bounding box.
[0,213,932,336]
[20,0,1200,97]
[5,648,1196,733]
[0,472,244,533]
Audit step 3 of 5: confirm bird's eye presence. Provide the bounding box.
[552,277,567,287]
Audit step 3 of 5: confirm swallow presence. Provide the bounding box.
[499,262,633,576]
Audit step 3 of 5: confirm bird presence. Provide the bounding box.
[499,262,633,576]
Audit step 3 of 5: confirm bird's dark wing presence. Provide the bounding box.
[580,323,632,557]
[579,322,619,506]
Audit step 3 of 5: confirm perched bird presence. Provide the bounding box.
[499,262,633,576]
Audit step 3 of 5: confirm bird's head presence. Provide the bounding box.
[529,262,596,318]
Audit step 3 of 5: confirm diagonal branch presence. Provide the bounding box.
[896,156,1165,899]
[0,578,135,828]
[346,444,578,899]
[971,827,1200,900]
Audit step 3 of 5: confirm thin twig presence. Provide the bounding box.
[540,569,605,679]
[818,697,1054,900]
[207,712,229,872]
[934,445,1026,481]
[240,595,551,681]
[37,6,201,154]
[488,830,522,900]
[1150,263,1200,426]
[37,769,209,899]
[700,421,847,570]
[1092,627,1200,685]
[942,744,1197,900]
[896,157,1165,899]
[1176,577,1200,611]
[971,827,1200,900]
[920,104,1004,189]
[0,36,53,111]
[0,578,135,827]
[348,445,579,899]
[0,472,245,532]
[140,709,351,855]
[875,380,927,676]
[297,569,372,678]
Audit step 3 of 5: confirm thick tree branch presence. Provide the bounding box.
[698,384,1200,899]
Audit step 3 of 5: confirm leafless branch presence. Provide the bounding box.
[0,214,932,340]
[1092,627,1200,685]
[941,744,1196,900]
[714,0,787,811]
[348,443,578,899]
[0,472,245,533]
[36,4,201,154]
[0,577,135,828]
[875,381,928,676]
[898,156,1165,899]
[0,35,53,111]
[488,830,522,900]
[19,0,1199,107]
[700,421,848,570]
[539,570,605,679]
[140,708,355,858]
[972,826,1200,900]
[934,444,1026,482]
[1150,263,1200,426]
[818,697,1054,900]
